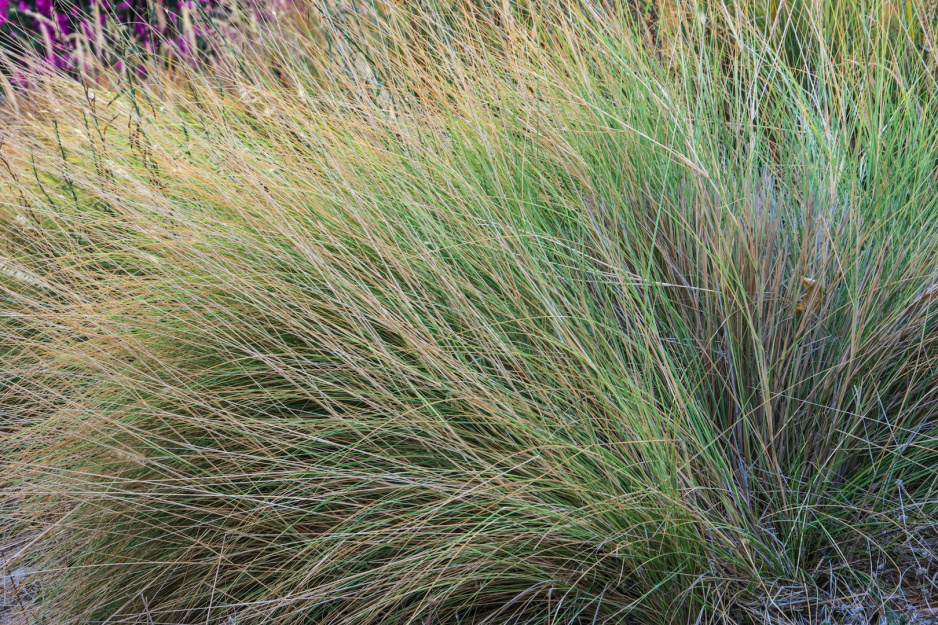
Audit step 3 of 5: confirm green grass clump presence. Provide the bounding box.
[1,1,937,623]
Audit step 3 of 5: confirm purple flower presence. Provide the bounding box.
[11,71,31,89]
[1,0,278,79]
[56,13,72,35]
[52,52,71,69]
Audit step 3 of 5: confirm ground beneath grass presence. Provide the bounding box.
[1,541,35,625]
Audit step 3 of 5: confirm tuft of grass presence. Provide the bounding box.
[1,1,938,623]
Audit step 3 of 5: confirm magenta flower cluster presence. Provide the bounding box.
[1,0,253,75]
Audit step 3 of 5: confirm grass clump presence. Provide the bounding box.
[1,1,938,623]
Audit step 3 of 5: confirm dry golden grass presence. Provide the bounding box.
[1,1,937,623]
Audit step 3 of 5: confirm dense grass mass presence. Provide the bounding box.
[2,1,938,623]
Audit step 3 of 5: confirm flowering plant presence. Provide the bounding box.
[1,0,277,76]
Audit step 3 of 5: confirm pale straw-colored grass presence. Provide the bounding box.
[1,1,937,623]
